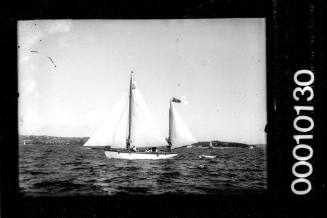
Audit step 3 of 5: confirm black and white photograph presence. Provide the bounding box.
[1,0,327,217]
[18,19,267,196]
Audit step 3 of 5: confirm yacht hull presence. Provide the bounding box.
[104,150,178,160]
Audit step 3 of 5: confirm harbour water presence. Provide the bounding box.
[19,144,266,196]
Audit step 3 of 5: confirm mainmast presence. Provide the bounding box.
[127,71,134,149]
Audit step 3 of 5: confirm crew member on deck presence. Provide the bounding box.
[167,138,172,152]
[131,146,137,152]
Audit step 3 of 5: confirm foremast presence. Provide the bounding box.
[167,99,173,151]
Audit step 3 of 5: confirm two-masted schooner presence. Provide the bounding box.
[83,71,197,160]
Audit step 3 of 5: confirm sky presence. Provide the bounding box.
[18,19,266,144]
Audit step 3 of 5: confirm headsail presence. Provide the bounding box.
[83,93,129,148]
[169,100,197,148]
[84,72,167,148]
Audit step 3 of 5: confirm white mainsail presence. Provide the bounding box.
[130,89,168,147]
[169,101,197,148]
[84,74,168,148]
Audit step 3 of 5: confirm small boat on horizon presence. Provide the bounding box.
[83,71,197,159]
[199,154,216,159]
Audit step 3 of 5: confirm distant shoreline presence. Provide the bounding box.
[19,135,266,148]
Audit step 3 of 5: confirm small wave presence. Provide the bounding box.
[224,172,238,178]
[195,186,224,194]
[33,179,84,190]
[160,171,181,177]
[121,166,139,171]
[62,161,85,166]
[71,166,89,171]
[117,186,149,194]
[26,171,53,176]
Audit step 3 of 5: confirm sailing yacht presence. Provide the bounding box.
[83,71,197,160]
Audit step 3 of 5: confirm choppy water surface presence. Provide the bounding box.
[19,144,266,196]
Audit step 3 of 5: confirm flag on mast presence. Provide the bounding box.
[171,97,182,103]
[131,71,136,90]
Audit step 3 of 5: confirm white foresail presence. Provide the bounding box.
[169,103,197,148]
[130,89,168,148]
[84,74,167,149]
[84,93,129,148]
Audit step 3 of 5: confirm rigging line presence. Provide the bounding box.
[47,56,57,68]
